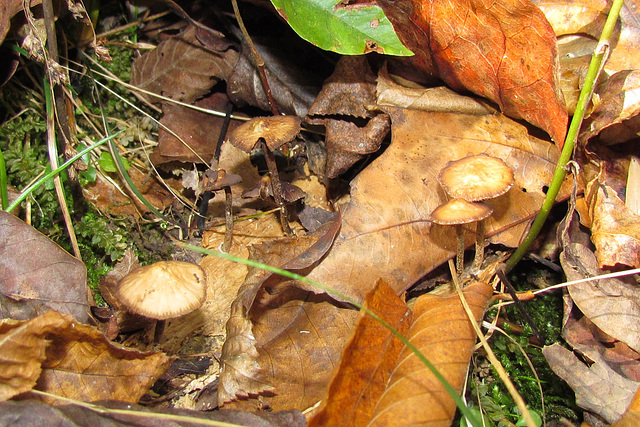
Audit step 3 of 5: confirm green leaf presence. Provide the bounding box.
[99,151,129,173]
[270,0,413,56]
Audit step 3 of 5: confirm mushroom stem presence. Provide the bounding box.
[261,140,293,236]
[473,220,486,271]
[455,224,465,276]
[222,186,234,252]
[153,319,166,344]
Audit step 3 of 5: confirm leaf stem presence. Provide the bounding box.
[0,149,8,209]
[505,0,624,272]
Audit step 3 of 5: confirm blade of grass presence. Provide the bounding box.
[176,242,484,427]
[505,0,624,272]
[0,148,8,209]
[4,132,122,214]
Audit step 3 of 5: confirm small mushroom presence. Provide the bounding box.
[228,116,301,236]
[202,169,242,252]
[429,198,493,276]
[116,261,207,343]
[438,154,514,271]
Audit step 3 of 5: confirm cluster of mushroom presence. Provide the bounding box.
[429,154,515,275]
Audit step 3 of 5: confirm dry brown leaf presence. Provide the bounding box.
[581,70,640,145]
[82,166,174,218]
[378,0,568,145]
[131,25,238,105]
[309,280,413,427]
[152,92,241,166]
[304,107,567,304]
[533,0,640,75]
[543,342,639,424]
[369,280,493,426]
[307,56,390,178]
[585,162,640,268]
[562,243,640,353]
[0,311,170,402]
[218,216,348,408]
[0,211,88,322]
[0,399,306,426]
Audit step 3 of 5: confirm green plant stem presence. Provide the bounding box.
[177,242,483,427]
[505,0,624,272]
[0,149,8,209]
[4,132,122,214]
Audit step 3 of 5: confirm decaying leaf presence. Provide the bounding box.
[369,280,493,426]
[0,311,170,402]
[309,279,413,427]
[131,25,238,105]
[378,0,568,145]
[0,211,88,323]
[152,92,241,165]
[544,342,638,424]
[304,107,568,304]
[585,161,640,268]
[0,399,306,426]
[307,56,391,178]
[218,215,346,408]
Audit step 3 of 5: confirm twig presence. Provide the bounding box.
[505,0,624,272]
[230,0,280,116]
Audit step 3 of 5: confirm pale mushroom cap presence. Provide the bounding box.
[116,261,207,320]
[429,199,493,225]
[228,116,301,152]
[439,154,515,201]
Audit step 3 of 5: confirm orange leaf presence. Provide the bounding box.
[369,280,493,426]
[378,0,568,145]
[309,280,413,426]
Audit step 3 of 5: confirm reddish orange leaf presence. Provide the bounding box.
[369,280,493,426]
[309,280,413,427]
[378,0,568,145]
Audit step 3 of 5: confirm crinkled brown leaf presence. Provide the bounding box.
[0,311,170,402]
[585,161,640,268]
[304,107,568,304]
[0,211,88,322]
[533,0,640,75]
[152,92,241,165]
[227,41,320,117]
[581,70,640,145]
[131,25,238,105]
[562,243,640,353]
[378,0,568,145]
[309,280,413,427]
[0,399,306,426]
[543,342,638,424]
[307,56,390,177]
[369,280,493,426]
[218,215,344,407]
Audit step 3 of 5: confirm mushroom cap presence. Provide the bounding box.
[438,154,514,201]
[228,116,301,152]
[429,198,493,225]
[116,261,207,320]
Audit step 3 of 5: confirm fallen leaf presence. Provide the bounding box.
[0,399,306,426]
[0,311,170,402]
[304,107,568,304]
[152,92,241,165]
[562,243,640,353]
[378,0,568,145]
[309,279,413,427]
[585,161,640,268]
[543,343,638,424]
[131,25,238,105]
[369,280,493,426]
[307,56,391,177]
[0,211,88,323]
